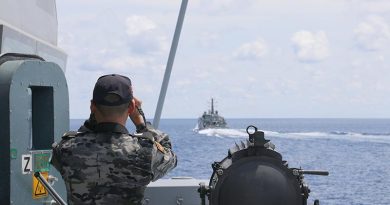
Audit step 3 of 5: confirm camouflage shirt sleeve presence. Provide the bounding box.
[51,142,62,172]
[50,131,77,174]
[135,123,177,181]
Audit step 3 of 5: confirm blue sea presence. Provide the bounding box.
[70,118,390,205]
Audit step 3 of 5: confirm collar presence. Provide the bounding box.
[94,122,129,134]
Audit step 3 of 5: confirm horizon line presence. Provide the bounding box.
[70,117,390,120]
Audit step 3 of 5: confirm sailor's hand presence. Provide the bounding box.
[129,97,145,127]
[134,97,142,108]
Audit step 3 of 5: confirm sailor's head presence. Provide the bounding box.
[92,74,133,106]
[90,74,135,123]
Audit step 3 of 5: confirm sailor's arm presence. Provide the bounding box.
[136,124,177,181]
[50,139,64,172]
[129,97,177,180]
[150,124,177,181]
[50,132,76,173]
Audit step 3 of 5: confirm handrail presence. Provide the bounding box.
[34,172,67,205]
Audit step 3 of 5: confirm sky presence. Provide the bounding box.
[56,0,390,119]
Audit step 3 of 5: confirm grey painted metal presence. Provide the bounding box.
[153,0,188,128]
[0,60,69,204]
[0,25,2,51]
[0,24,67,71]
[0,0,58,45]
[144,178,209,205]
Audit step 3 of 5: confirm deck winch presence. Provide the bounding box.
[199,125,328,205]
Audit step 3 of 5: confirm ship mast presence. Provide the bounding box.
[153,0,188,128]
[211,98,214,114]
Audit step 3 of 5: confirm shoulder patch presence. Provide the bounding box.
[133,132,155,142]
[62,131,79,139]
[155,141,166,154]
[51,142,58,149]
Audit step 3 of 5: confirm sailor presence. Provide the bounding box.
[51,74,177,205]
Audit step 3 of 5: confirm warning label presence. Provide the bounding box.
[32,172,48,199]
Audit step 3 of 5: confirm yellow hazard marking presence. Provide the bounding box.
[32,172,48,199]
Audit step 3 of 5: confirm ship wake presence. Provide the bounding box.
[196,128,247,138]
[195,127,390,144]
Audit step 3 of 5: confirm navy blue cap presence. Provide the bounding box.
[92,74,133,106]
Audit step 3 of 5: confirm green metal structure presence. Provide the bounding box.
[0,58,69,204]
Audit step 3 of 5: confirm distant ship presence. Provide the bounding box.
[197,98,228,130]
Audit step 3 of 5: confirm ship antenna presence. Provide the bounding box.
[153,0,188,128]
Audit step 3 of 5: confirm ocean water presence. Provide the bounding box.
[70,118,390,205]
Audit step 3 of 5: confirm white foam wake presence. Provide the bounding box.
[195,127,390,144]
[197,128,248,138]
[279,131,390,144]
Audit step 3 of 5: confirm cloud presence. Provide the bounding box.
[199,32,219,47]
[354,15,390,51]
[124,15,169,54]
[58,12,170,118]
[193,0,254,14]
[351,0,390,13]
[125,15,157,36]
[103,56,150,71]
[57,0,390,118]
[291,30,330,62]
[234,38,268,60]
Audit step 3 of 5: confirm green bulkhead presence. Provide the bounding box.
[0,55,69,204]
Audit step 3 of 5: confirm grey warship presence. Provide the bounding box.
[197,98,228,130]
[0,0,329,204]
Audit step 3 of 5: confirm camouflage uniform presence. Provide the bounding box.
[51,122,177,205]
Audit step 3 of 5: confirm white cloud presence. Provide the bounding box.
[57,0,390,118]
[125,15,156,36]
[199,32,219,47]
[291,31,330,62]
[127,34,169,54]
[234,39,268,60]
[124,15,169,54]
[351,0,390,13]
[354,15,390,51]
[193,0,254,14]
[175,79,193,87]
[208,0,235,10]
[103,56,150,71]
